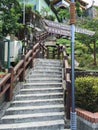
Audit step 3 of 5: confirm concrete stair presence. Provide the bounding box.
[0,58,69,130]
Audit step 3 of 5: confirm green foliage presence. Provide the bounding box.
[56,38,70,45]
[75,76,98,112]
[75,42,88,53]
[76,18,98,66]
[40,6,55,21]
[77,54,93,67]
[0,0,22,36]
[94,6,98,11]
[74,41,94,68]
[57,8,69,22]
[41,7,50,16]
[75,1,83,17]
[0,22,3,38]
[75,42,93,67]
[25,4,33,13]
[45,15,55,21]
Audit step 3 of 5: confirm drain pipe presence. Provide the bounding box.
[70,0,77,130]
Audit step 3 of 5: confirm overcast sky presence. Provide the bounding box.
[83,0,98,7]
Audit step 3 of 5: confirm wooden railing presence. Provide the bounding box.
[0,39,47,102]
[62,45,71,119]
[46,43,63,59]
[0,34,71,120]
[44,43,72,119]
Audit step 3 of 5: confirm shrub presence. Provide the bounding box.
[78,54,93,67]
[75,76,98,112]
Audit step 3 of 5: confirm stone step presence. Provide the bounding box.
[1,112,64,124]
[32,71,62,75]
[5,104,64,115]
[22,85,62,90]
[34,66,62,70]
[34,60,62,64]
[26,79,62,83]
[19,87,63,94]
[6,104,64,111]
[33,63,62,70]
[34,58,62,62]
[0,120,64,130]
[35,59,61,62]
[23,82,62,87]
[28,73,62,78]
[34,66,62,71]
[11,98,63,107]
[34,62,62,66]
[26,77,62,81]
[32,70,62,73]
[15,92,63,100]
[0,58,65,129]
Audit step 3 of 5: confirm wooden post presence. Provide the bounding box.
[42,44,45,58]
[57,46,60,59]
[66,81,72,119]
[19,55,25,81]
[30,45,34,68]
[6,67,14,101]
[47,47,49,59]
[53,49,55,59]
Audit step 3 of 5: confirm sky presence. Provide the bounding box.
[83,0,98,7]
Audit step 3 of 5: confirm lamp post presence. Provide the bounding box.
[70,0,77,130]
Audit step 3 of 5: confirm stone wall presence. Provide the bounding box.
[75,69,98,78]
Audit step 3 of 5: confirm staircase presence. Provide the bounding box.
[0,58,67,130]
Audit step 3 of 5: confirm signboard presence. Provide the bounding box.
[44,20,95,36]
[45,26,70,36]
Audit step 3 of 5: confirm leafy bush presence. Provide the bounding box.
[75,76,98,112]
[56,38,70,45]
[75,42,88,53]
[45,15,55,21]
[77,54,93,67]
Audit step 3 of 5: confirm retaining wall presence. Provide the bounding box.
[76,108,98,130]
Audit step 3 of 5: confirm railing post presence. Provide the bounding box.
[66,81,72,119]
[57,46,60,59]
[53,49,55,59]
[30,45,34,68]
[6,67,14,101]
[19,55,25,81]
[42,44,45,58]
[47,47,49,59]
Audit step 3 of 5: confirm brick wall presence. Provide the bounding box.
[76,108,98,130]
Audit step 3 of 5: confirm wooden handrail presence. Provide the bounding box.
[0,73,11,87]
[25,50,32,60]
[33,43,39,51]
[14,60,24,72]
[0,34,48,102]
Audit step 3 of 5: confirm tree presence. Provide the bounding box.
[57,8,69,22]
[75,1,83,17]
[0,0,22,36]
[76,18,98,66]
